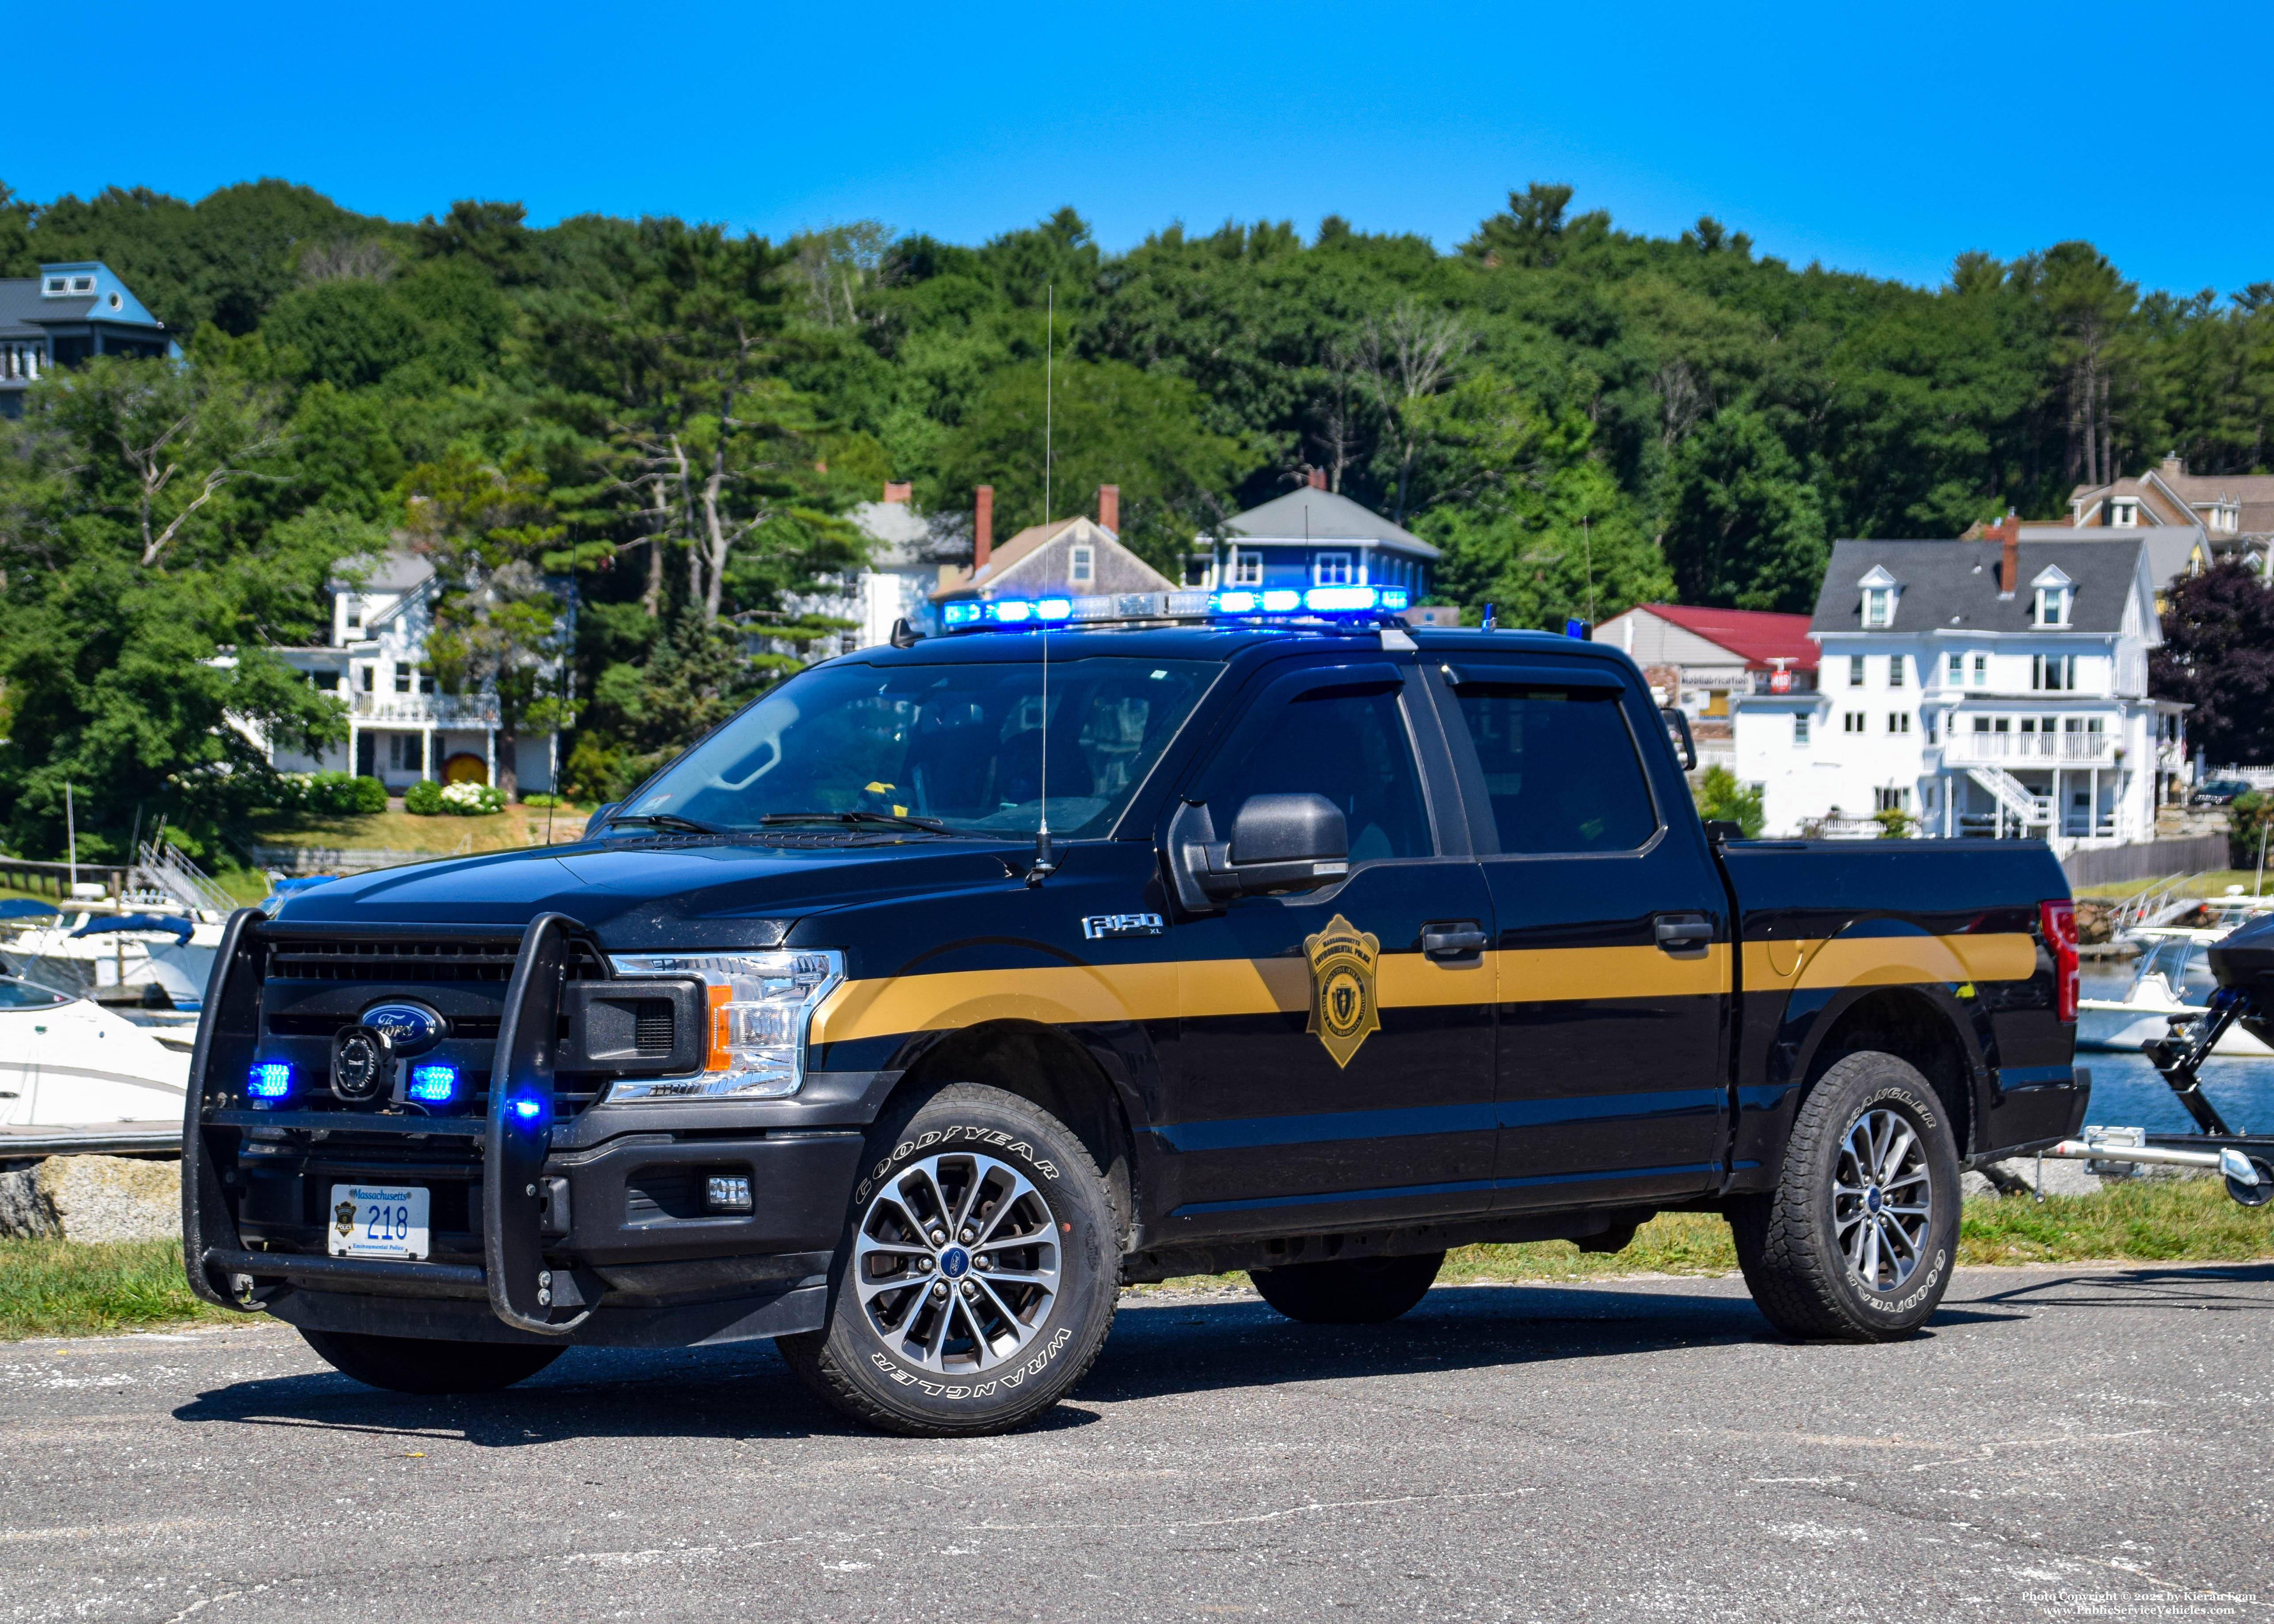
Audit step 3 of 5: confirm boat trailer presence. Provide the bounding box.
[2035,986,2274,1207]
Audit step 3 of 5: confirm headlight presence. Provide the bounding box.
[605,951,844,1101]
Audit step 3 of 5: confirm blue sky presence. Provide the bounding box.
[14,0,2268,298]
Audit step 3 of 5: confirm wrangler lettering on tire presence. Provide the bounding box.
[779,1083,1118,1438]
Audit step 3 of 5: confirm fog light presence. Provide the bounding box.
[407,1062,459,1104]
[247,1061,292,1103]
[705,1175,753,1214]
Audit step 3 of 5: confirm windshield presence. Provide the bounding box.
[619,655,1217,838]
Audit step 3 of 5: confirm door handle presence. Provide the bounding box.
[1422,923,1488,960]
[1654,914,1713,953]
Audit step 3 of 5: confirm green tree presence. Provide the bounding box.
[400,451,570,800]
[0,358,347,859]
[1659,409,1827,611]
[926,358,1250,574]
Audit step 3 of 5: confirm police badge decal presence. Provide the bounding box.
[1304,914,1381,1068]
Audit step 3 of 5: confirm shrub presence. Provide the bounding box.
[440,781,505,816]
[1692,765,1765,837]
[521,792,559,808]
[286,771,389,817]
[2233,791,2272,871]
[403,780,445,816]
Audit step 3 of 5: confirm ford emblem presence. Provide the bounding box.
[361,1000,446,1056]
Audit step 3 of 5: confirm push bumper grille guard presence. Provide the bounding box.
[183,910,589,1335]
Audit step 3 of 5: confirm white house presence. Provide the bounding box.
[261,549,559,793]
[846,484,947,648]
[1734,531,2188,845]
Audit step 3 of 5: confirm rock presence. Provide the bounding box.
[0,1156,180,1243]
[0,1164,58,1238]
[1962,1154,2103,1199]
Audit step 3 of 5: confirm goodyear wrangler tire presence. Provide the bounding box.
[1729,1050,1961,1342]
[298,1330,563,1394]
[778,1083,1119,1437]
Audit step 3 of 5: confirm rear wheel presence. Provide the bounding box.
[1730,1050,1960,1341]
[299,1329,564,1394]
[778,1083,1121,1437]
[1250,1251,1445,1325]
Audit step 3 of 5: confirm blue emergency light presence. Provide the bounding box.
[247,1061,293,1102]
[941,583,1411,632]
[407,1062,460,1104]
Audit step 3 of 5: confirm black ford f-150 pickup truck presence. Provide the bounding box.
[183,590,2088,1436]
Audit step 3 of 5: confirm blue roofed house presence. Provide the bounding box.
[0,262,177,417]
[1189,475,1439,599]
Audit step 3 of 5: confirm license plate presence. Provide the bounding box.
[327,1183,430,1261]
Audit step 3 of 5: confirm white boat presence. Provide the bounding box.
[0,976,190,1126]
[0,910,224,1009]
[2078,925,2274,1057]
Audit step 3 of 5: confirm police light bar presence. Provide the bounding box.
[940,584,1411,632]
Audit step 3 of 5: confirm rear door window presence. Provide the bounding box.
[1453,685,1658,854]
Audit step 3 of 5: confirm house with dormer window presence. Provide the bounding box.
[1187,475,1439,598]
[1732,529,2188,845]
[0,261,178,418]
[2059,453,2271,578]
[248,548,562,794]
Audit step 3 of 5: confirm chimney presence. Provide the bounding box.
[2161,453,2185,478]
[1097,484,1119,533]
[1308,468,1327,491]
[882,481,912,504]
[1998,510,2019,597]
[973,486,993,571]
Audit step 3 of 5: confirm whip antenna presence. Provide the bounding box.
[1029,283,1058,886]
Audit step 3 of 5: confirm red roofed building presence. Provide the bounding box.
[1592,603,1818,726]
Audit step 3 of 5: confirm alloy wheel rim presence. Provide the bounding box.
[1833,1107,1933,1293]
[852,1151,1062,1375]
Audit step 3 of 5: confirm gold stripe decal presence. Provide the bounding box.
[809,932,2037,1046]
[1744,933,2037,992]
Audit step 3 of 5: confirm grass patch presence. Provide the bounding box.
[0,1238,228,1340]
[6,1187,2267,1339]
[2076,870,2263,901]
[241,802,591,859]
[1137,1179,2274,1293]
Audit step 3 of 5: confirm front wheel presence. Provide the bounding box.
[299,1329,564,1394]
[1251,1251,1445,1324]
[1730,1050,1961,1341]
[778,1083,1121,1437]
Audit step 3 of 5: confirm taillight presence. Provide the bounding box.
[2040,898,2079,1023]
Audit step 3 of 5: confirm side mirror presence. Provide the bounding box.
[1660,707,1697,772]
[585,802,618,833]
[1190,793,1350,900]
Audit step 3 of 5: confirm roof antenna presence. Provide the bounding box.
[1028,282,1058,888]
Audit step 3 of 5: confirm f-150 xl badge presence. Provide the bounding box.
[1082,913,1164,939]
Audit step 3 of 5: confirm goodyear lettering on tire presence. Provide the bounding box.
[856,1122,1060,1205]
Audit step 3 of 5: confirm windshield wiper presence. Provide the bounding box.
[604,812,736,836]
[757,810,952,833]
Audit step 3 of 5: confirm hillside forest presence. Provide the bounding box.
[2,178,2271,865]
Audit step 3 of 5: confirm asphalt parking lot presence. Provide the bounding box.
[0,1264,2268,1623]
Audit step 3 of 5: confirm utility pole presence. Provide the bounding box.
[64,783,77,897]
